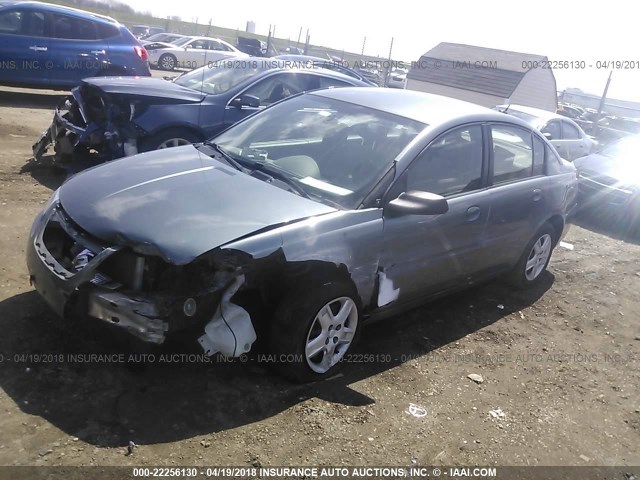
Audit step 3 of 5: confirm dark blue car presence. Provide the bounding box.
[32,58,370,163]
[0,1,150,89]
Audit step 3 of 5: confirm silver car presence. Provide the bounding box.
[27,89,578,382]
[496,104,597,161]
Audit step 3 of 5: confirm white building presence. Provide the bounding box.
[407,43,558,112]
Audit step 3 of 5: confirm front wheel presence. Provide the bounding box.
[158,53,176,71]
[507,223,556,289]
[269,280,361,382]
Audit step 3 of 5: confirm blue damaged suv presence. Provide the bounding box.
[0,1,150,89]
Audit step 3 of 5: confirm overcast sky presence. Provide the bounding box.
[130,0,638,101]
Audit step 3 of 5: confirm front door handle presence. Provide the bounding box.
[90,49,106,55]
[29,45,48,52]
[466,206,481,222]
[532,189,542,202]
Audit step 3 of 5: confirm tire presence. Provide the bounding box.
[507,222,556,289]
[269,279,361,383]
[159,53,176,71]
[140,128,201,152]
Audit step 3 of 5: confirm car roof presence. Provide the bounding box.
[312,87,501,125]
[0,1,118,24]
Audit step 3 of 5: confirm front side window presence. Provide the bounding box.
[491,125,534,184]
[541,120,561,140]
[0,10,45,36]
[404,125,484,196]
[213,94,424,209]
[243,73,309,106]
[562,121,581,140]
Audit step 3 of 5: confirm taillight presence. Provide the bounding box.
[133,45,148,61]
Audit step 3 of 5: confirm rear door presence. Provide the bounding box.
[0,7,50,87]
[49,13,108,86]
[380,124,492,300]
[484,124,549,270]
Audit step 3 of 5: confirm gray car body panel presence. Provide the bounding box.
[58,145,336,265]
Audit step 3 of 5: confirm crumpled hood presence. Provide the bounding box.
[59,145,336,264]
[81,77,205,103]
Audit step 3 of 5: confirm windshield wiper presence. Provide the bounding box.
[205,142,245,171]
[252,162,312,199]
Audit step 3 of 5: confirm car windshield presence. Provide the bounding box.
[174,61,268,94]
[212,94,425,209]
[601,135,640,160]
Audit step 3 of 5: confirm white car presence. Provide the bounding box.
[141,33,186,45]
[148,36,248,71]
[386,69,407,89]
[496,104,597,161]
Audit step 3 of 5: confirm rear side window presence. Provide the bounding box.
[52,14,97,40]
[491,125,534,184]
[0,10,45,36]
[97,23,119,39]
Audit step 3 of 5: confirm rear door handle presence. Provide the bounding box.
[466,206,481,222]
[29,45,48,52]
[532,189,542,202]
[90,49,106,55]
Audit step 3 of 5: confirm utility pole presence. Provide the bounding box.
[297,26,302,45]
[593,70,613,136]
[361,36,366,56]
[384,37,394,86]
[304,29,310,55]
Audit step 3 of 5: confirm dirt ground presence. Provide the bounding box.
[0,82,639,474]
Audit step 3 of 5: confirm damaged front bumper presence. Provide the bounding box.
[32,88,139,163]
[27,200,169,344]
[27,197,257,354]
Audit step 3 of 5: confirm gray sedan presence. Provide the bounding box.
[496,104,597,161]
[27,88,578,382]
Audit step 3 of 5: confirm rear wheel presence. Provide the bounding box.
[159,53,176,71]
[140,128,201,152]
[269,280,361,383]
[507,223,556,289]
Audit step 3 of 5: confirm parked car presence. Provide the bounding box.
[236,36,267,56]
[148,35,247,70]
[274,54,378,86]
[593,116,640,146]
[574,134,640,232]
[0,1,150,89]
[27,88,577,381]
[130,24,149,39]
[32,59,370,163]
[557,104,584,120]
[386,69,407,89]
[142,32,185,45]
[147,26,165,37]
[495,104,597,161]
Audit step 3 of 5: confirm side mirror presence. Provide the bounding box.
[385,191,449,217]
[230,94,261,108]
[543,132,553,141]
